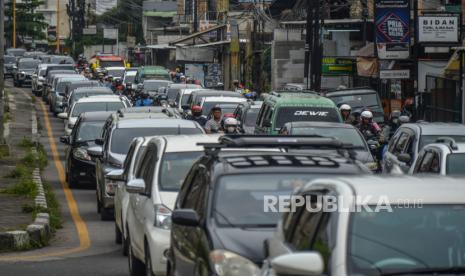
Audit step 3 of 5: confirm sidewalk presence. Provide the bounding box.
[0,85,35,233]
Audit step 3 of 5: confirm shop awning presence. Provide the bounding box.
[146,44,176,50]
[143,11,177,17]
[184,40,231,48]
[169,24,227,46]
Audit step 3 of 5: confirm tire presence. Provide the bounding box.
[115,223,122,244]
[67,173,77,189]
[145,242,154,276]
[100,207,114,221]
[128,235,145,276]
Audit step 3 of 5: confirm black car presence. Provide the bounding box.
[3,55,17,78]
[233,101,263,134]
[13,58,41,87]
[60,111,113,188]
[168,136,370,276]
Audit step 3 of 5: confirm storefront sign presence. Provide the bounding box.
[103,28,118,39]
[322,58,355,75]
[375,0,410,59]
[418,15,460,43]
[380,69,410,79]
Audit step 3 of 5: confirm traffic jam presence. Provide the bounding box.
[2,48,465,276]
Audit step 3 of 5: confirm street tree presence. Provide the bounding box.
[5,0,48,46]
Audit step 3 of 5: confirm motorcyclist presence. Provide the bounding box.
[223,118,241,134]
[382,110,402,141]
[114,78,124,94]
[358,111,384,143]
[105,75,114,89]
[135,91,154,107]
[204,107,223,134]
[186,105,208,127]
[97,72,105,84]
[340,104,355,125]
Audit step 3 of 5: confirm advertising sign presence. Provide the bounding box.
[321,58,355,75]
[375,0,410,59]
[380,69,410,79]
[103,28,118,39]
[418,15,460,43]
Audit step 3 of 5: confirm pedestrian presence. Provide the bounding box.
[204,107,223,134]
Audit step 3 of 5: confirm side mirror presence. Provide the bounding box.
[172,209,200,227]
[87,146,103,158]
[263,119,272,128]
[126,179,146,194]
[181,105,190,111]
[397,153,412,164]
[60,135,70,145]
[106,169,125,182]
[271,252,324,276]
[57,112,68,120]
[95,138,104,146]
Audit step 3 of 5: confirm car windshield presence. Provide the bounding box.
[71,92,112,104]
[291,127,366,148]
[446,153,465,175]
[110,127,202,155]
[100,60,124,67]
[72,102,124,117]
[124,74,136,83]
[39,69,47,76]
[159,152,203,191]
[214,174,316,227]
[51,56,74,64]
[144,81,169,91]
[56,81,71,94]
[76,121,105,142]
[202,102,243,115]
[5,56,16,63]
[275,107,341,128]
[328,93,380,108]
[348,205,465,275]
[107,69,125,78]
[167,88,181,100]
[420,135,465,150]
[180,93,192,106]
[7,49,26,56]
[19,60,40,69]
[141,73,171,81]
[244,108,260,126]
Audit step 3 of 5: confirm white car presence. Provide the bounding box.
[58,95,129,135]
[175,88,203,112]
[200,96,248,116]
[32,64,49,94]
[409,139,465,176]
[261,176,465,276]
[120,134,220,276]
[105,66,126,79]
[123,70,137,90]
[113,136,152,256]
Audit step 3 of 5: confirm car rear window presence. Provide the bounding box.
[275,107,341,128]
[110,127,203,155]
[328,93,380,109]
[291,127,366,148]
[446,153,465,175]
[72,102,124,117]
[5,56,16,63]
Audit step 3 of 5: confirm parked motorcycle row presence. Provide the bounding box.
[5,49,465,276]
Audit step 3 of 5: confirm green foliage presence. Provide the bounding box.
[3,177,37,198]
[4,0,49,43]
[18,138,36,149]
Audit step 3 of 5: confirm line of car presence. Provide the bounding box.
[9,49,465,276]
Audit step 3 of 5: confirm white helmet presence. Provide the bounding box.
[399,115,410,124]
[361,110,373,119]
[340,104,351,111]
[224,118,239,127]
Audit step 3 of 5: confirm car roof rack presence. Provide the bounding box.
[198,135,358,159]
[435,137,458,150]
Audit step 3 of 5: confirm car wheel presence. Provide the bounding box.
[100,207,113,221]
[128,235,145,276]
[67,173,77,189]
[115,222,122,244]
[145,242,154,276]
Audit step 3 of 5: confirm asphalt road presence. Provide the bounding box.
[0,81,128,276]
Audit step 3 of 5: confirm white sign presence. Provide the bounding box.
[103,28,118,39]
[83,28,97,35]
[418,16,459,43]
[380,69,410,79]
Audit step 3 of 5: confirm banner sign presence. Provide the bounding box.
[418,14,460,43]
[380,69,410,79]
[375,0,410,59]
[321,58,355,75]
[103,28,118,39]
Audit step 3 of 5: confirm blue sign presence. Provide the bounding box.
[375,0,410,59]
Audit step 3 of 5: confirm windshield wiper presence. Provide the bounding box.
[381,266,465,275]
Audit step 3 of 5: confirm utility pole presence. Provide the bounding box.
[193,0,198,33]
[13,0,16,48]
[304,0,314,90]
[57,0,61,53]
[312,0,322,91]
[0,0,5,143]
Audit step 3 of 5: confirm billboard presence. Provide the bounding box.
[375,0,410,59]
[418,14,460,43]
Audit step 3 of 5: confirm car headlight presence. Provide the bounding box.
[73,148,91,161]
[105,179,118,195]
[210,250,260,276]
[154,204,172,230]
[365,162,378,171]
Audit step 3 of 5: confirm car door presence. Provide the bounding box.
[384,130,412,173]
[173,166,208,276]
[131,145,157,257]
[115,141,137,229]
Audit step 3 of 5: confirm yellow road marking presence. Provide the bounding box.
[0,101,91,261]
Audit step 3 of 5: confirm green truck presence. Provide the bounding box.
[134,66,171,83]
[255,92,342,135]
